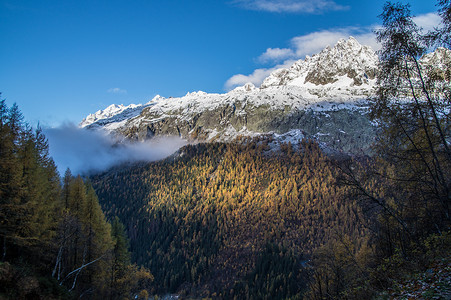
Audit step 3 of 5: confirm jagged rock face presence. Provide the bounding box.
[83,37,435,154]
[131,108,373,153]
[80,37,381,154]
[94,95,375,155]
[261,37,378,88]
[421,47,451,83]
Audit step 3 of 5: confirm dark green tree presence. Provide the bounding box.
[0,100,23,260]
[110,216,131,299]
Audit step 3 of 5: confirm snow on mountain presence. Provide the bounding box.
[80,103,143,128]
[420,47,451,68]
[261,37,377,90]
[82,38,375,122]
[80,37,382,153]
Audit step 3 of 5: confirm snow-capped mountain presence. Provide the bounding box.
[81,37,377,127]
[261,37,377,91]
[82,38,450,150]
[80,37,381,154]
[80,103,142,128]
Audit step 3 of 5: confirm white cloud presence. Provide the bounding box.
[413,12,441,32]
[232,0,348,13]
[225,68,273,90]
[107,87,127,94]
[44,123,186,175]
[290,28,380,58]
[291,30,350,56]
[258,47,295,63]
[225,60,295,90]
[261,28,382,65]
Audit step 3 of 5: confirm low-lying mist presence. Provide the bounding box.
[44,123,187,175]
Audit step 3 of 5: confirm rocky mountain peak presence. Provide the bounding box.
[260,36,378,89]
[81,104,130,128]
[78,37,386,154]
[420,47,451,70]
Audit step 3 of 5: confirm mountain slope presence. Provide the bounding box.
[91,140,369,297]
[81,37,380,154]
[80,38,451,154]
[261,36,377,89]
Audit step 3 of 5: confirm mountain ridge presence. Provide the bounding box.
[80,37,377,130]
[79,38,450,154]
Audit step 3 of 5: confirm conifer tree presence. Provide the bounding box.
[110,216,131,299]
[83,182,112,293]
[0,101,61,262]
[0,100,23,260]
[0,102,140,298]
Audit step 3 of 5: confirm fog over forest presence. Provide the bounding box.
[44,123,186,174]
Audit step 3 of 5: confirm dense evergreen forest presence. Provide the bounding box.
[91,139,371,298]
[0,100,153,299]
[92,1,451,298]
[1,1,451,299]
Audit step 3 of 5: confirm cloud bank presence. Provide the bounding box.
[44,123,186,175]
[413,12,440,32]
[233,0,348,14]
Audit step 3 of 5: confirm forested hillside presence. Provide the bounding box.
[0,100,153,299]
[1,1,450,299]
[91,2,451,298]
[91,139,370,298]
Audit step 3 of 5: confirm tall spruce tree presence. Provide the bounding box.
[110,216,131,299]
[0,102,143,298]
[83,181,113,294]
[56,175,116,298]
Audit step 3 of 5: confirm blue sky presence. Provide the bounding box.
[0,0,440,127]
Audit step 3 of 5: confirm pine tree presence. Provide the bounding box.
[0,102,61,262]
[0,102,136,298]
[83,181,112,294]
[55,176,117,297]
[0,100,23,260]
[110,216,131,299]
